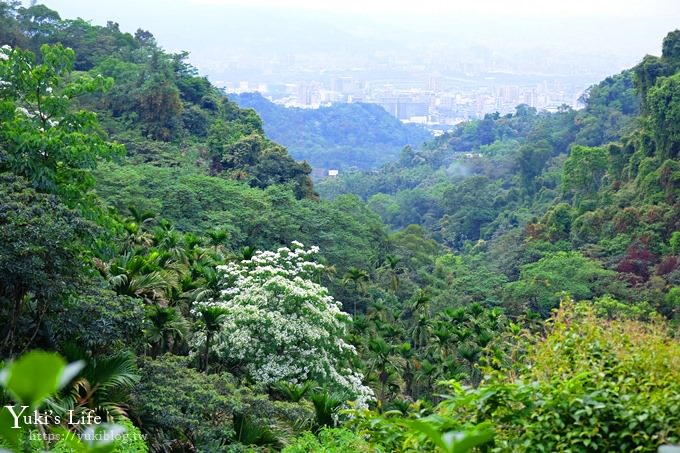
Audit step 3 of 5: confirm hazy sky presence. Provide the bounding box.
[39,0,680,19]
[187,0,675,18]
[37,0,680,80]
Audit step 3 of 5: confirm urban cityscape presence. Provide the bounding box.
[203,46,629,130]
[221,75,586,130]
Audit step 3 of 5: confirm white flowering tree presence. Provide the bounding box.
[192,241,373,404]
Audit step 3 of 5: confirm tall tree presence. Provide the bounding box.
[0,44,121,202]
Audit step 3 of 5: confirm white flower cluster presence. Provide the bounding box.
[0,46,11,87]
[192,242,373,404]
[0,45,10,61]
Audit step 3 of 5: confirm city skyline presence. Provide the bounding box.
[38,0,680,126]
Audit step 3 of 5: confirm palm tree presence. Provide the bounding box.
[476,329,495,348]
[366,299,392,324]
[381,255,404,293]
[410,315,431,350]
[105,252,172,304]
[121,220,153,250]
[144,306,188,357]
[154,229,188,264]
[56,344,139,423]
[441,307,468,324]
[429,325,455,359]
[185,264,220,303]
[456,343,481,384]
[206,229,229,255]
[409,289,431,316]
[342,267,369,315]
[233,413,280,448]
[127,205,156,226]
[182,233,205,263]
[396,342,417,399]
[197,306,228,372]
[414,359,439,399]
[366,337,405,407]
[350,315,371,340]
[122,206,156,248]
[274,381,315,402]
[309,391,345,429]
[239,245,256,261]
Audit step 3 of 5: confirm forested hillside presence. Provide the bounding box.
[319,62,678,315]
[0,2,679,452]
[231,92,431,171]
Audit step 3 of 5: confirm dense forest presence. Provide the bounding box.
[0,2,679,452]
[230,92,431,172]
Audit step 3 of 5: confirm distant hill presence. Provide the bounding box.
[231,92,432,172]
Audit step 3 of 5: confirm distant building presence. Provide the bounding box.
[328,169,339,177]
[297,84,312,106]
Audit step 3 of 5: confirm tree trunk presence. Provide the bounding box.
[204,332,211,372]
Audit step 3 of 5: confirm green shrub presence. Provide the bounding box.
[283,428,376,453]
[462,301,680,451]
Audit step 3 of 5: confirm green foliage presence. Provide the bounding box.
[283,428,376,453]
[0,174,87,356]
[209,130,315,198]
[232,412,280,448]
[2,6,680,452]
[232,92,431,170]
[58,345,140,422]
[540,202,573,241]
[0,44,122,200]
[110,419,148,452]
[309,391,345,429]
[665,287,680,311]
[347,302,680,452]
[0,5,315,198]
[575,70,639,145]
[131,355,312,451]
[196,306,228,372]
[130,355,237,451]
[51,418,148,452]
[404,420,494,453]
[94,163,387,274]
[517,140,552,195]
[483,302,680,451]
[343,398,495,452]
[48,289,146,355]
[274,381,315,403]
[1,351,82,410]
[0,351,139,453]
[138,76,183,141]
[562,145,608,200]
[504,251,616,315]
[648,72,680,158]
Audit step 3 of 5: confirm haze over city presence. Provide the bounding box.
[40,0,680,124]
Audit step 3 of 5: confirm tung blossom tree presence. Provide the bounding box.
[192,241,373,405]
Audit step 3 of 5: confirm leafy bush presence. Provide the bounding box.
[344,301,680,452]
[130,355,313,452]
[283,428,376,453]
[460,301,680,451]
[48,288,146,355]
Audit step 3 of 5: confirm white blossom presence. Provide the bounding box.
[0,45,10,61]
[191,242,373,404]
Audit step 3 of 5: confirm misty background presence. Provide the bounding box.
[33,1,680,130]
[38,1,679,79]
